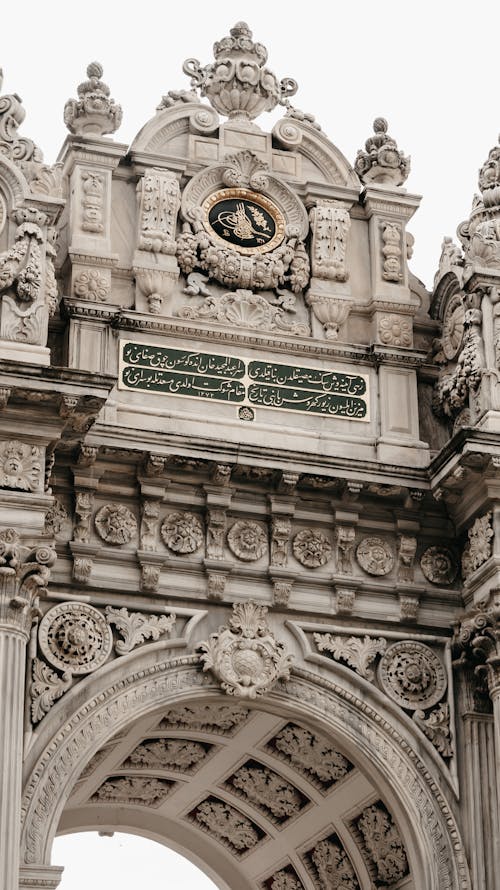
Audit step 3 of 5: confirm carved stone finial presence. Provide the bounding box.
[64,62,123,136]
[478,135,500,208]
[354,117,410,187]
[198,600,292,698]
[182,22,298,124]
[0,71,43,164]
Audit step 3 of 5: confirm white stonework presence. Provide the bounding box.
[1,18,500,890]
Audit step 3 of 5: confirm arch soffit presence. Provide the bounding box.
[20,650,470,890]
[129,104,362,191]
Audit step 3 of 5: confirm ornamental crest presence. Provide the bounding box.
[198,600,292,698]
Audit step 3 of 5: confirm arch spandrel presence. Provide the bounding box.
[20,647,470,890]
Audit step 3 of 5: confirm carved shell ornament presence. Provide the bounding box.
[227,519,268,561]
[356,536,394,576]
[160,511,203,554]
[94,502,138,545]
[378,641,447,710]
[198,601,293,698]
[39,602,113,674]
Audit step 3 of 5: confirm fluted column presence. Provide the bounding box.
[0,528,56,890]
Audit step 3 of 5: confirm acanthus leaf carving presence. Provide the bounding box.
[462,512,494,579]
[125,737,208,771]
[30,658,72,724]
[91,776,172,807]
[0,528,56,637]
[413,703,453,758]
[309,201,350,282]
[228,761,305,822]
[354,801,409,885]
[198,600,292,698]
[190,796,263,854]
[137,169,180,254]
[268,722,353,788]
[105,606,176,655]
[179,281,310,336]
[314,632,387,680]
[307,835,360,890]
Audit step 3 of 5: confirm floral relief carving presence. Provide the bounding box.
[310,201,351,282]
[226,760,306,823]
[94,503,138,545]
[334,525,355,573]
[105,607,176,655]
[420,545,457,585]
[266,868,304,890]
[378,314,412,347]
[378,641,447,710]
[91,776,173,807]
[442,292,465,360]
[140,564,161,593]
[306,834,360,890]
[0,440,41,491]
[124,738,209,772]
[354,801,409,886]
[73,491,93,543]
[198,601,292,698]
[397,534,417,582]
[80,170,105,233]
[314,632,387,681]
[158,703,250,734]
[39,602,113,675]
[380,221,403,282]
[461,512,494,579]
[73,268,110,302]
[268,722,353,790]
[206,508,227,559]
[179,285,309,336]
[72,556,92,583]
[44,500,71,539]
[189,796,264,856]
[413,703,453,758]
[292,528,331,568]
[161,511,204,554]
[227,519,268,561]
[140,500,160,551]
[137,170,180,254]
[356,537,394,576]
[30,658,72,724]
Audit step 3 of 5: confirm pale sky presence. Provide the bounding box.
[9,0,500,885]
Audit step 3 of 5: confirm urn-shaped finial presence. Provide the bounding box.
[64,62,123,136]
[355,118,410,187]
[182,22,298,124]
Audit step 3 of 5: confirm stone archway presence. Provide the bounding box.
[20,653,470,890]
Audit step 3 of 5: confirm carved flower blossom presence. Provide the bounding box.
[227,520,268,561]
[0,440,41,491]
[378,314,412,348]
[292,528,332,568]
[160,511,204,554]
[73,268,109,302]
[94,503,138,545]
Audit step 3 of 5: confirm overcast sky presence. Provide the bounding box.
[9,0,500,885]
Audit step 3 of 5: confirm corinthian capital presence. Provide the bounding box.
[0,528,56,638]
[454,601,500,697]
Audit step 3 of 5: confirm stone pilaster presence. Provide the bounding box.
[0,528,56,890]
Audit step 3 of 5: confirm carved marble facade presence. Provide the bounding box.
[0,19,499,890]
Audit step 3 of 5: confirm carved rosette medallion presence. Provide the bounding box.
[227,520,268,561]
[160,511,204,554]
[442,293,465,360]
[0,440,41,491]
[94,503,138,545]
[378,641,447,710]
[356,537,394,576]
[420,546,457,585]
[292,528,332,568]
[198,601,292,698]
[39,602,113,675]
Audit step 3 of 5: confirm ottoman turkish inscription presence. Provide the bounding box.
[119,341,369,420]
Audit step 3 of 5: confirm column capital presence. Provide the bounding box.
[0,528,56,639]
[454,600,500,698]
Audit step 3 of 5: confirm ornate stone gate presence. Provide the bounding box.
[1,20,499,890]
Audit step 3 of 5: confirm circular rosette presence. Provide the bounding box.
[292,528,331,568]
[356,537,394,576]
[378,641,447,711]
[420,546,457,585]
[442,293,465,360]
[227,520,268,561]
[161,511,204,554]
[39,602,113,675]
[94,503,138,545]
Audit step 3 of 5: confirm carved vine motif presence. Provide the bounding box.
[198,601,292,698]
[356,536,394,576]
[266,866,304,890]
[413,703,453,758]
[44,499,71,539]
[226,760,306,823]
[91,776,173,807]
[137,169,180,254]
[306,834,360,890]
[292,528,331,568]
[189,796,264,855]
[178,282,310,336]
[314,633,387,681]
[420,545,457,585]
[378,641,447,710]
[39,602,113,675]
[30,658,72,724]
[160,511,204,554]
[105,607,176,655]
[124,738,209,772]
[94,503,138,545]
[353,801,409,885]
[309,201,350,282]
[267,722,353,790]
[158,703,250,734]
[0,440,41,491]
[380,222,403,282]
[227,519,268,561]
[462,512,494,579]
[80,170,105,233]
